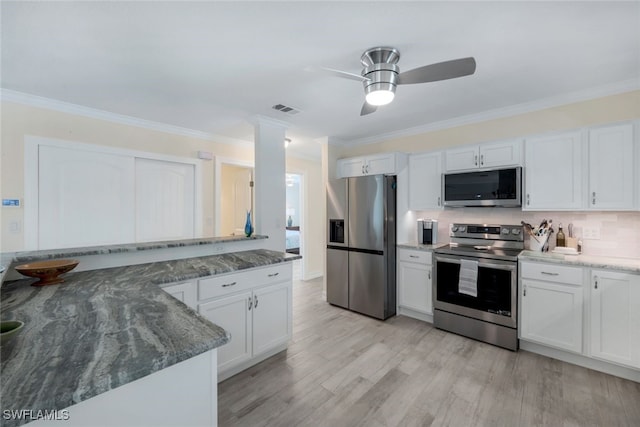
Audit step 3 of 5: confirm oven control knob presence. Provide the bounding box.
[458,226,466,232]
[501,228,510,235]
[451,226,458,232]
[511,228,521,235]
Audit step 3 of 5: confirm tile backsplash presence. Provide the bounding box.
[406,208,640,260]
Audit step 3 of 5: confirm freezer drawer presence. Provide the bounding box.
[326,248,349,309]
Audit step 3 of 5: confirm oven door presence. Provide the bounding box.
[433,253,517,328]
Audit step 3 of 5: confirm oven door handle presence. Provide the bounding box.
[434,255,517,272]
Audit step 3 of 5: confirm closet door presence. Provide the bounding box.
[135,158,195,242]
[38,145,135,249]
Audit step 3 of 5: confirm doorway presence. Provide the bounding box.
[218,162,254,236]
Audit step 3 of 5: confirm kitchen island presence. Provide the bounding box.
[1,242,299,427]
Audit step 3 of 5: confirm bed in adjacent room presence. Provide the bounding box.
[286,226,300,254]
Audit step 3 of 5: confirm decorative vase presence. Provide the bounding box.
[244,211,253,237]
[287,215,293,227]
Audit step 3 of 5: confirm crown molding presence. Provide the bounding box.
[0,88,254,148]
[344,79,640,147]
[251,114,291,129]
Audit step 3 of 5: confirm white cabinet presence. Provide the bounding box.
[445,139,522,172]
[408,151,443,210]
[337,152,407,178]
[252,282,292,355]
[588,123,635,210]
[519,261,584,354]
[160,280,197,310]
[590,270,640,368]
[196,263,293,380]
[199,291,253,373]
[524,131,583,210]
[398,248,433,320]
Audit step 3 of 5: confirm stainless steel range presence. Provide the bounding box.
[433,223,524,351]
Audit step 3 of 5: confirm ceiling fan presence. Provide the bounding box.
[321,47,476,116]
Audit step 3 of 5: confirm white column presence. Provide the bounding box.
[320,137,342,298]
[254,117,288,252]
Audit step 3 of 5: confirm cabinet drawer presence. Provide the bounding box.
[520,261,583,285]
[398,249,432,265]
[198,263,292,301]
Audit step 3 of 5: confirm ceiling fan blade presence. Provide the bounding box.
[397,57,476,85]
[360,102,377,116]
[306,66,370,82]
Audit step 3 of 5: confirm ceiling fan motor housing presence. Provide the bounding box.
[361,47,401,101]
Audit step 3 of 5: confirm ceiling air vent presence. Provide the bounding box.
[272,104,301,115]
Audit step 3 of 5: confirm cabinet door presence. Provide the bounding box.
[198,292,253,372]
[252,282,292,356]
[478,140,522,169]
[337,157,365,178]
[588,124,634,210]
[398,261,432,315]
[520,279,583,354]
[524,131,583,210]
[445,145,479,172]
[408,152,443,210]
[366,153,396,175]
[590,270,640,368]
[161,281,197,310]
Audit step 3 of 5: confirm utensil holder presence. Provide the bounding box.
[526,232,550,251]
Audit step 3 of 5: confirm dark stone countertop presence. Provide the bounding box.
[1,248,300,427]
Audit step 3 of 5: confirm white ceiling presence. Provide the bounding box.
[2,1,639,159]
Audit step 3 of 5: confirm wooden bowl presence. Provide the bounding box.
[14,259,79,286]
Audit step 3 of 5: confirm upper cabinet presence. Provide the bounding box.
[524,122,636,211]
[337,152,407,178]
[588,123,635,210]
[444,139,523,172]
[408,151,443,210]
[524,131,583,210]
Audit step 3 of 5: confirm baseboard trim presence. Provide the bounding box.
[302,271,322,281]
[217,344,288,382]
[398,306,433,324]
[520,340,640,382]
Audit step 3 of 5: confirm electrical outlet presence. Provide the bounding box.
[583,226,601,240]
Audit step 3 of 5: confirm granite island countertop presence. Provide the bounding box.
[397,242,447,252]
[519,250,640,274]
[1,248,299,427]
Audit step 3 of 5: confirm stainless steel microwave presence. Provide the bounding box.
[442,166,522,207]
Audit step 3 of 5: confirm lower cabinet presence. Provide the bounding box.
[590,269,640,369]
[520,278,583,354]
[397,248,433,320]
[160,280,197,309]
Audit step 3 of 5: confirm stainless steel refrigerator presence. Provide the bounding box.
[326,174,396,320]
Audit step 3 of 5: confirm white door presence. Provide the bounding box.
[408,152,442,210]
[520,279,583,354]
[199,292,253,372]
[252,282,292,356]
[590,270,640,368]
[161,281,197,310]
[398,261,432,314]
[588,124,634,210]
[445,145,479,171]
[478,140,522,169]
[135,158,195,242]
[38,145,135,249]
[524,131,583,210]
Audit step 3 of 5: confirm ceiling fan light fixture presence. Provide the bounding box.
[364,82,396,106]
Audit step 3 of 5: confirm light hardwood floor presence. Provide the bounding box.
[219,269,640,426]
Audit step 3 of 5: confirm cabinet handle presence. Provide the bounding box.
[474,155,478,166]
[480,154,484,166]
[428,270,431,280]
[248,296,253,310]
[594,276,598,289]
[409,255,419,259]
[268,272,279,277]
[222,281,237,287]
[366,165,370,174]
[523,285,526,297]
[361,165,365,174]
[437,196,441,206]
[592,191,596,205]
[541,271,559,276]
[526,194,530,206]
[254,295,258,308]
